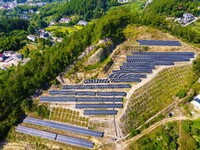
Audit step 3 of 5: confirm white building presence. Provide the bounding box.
[3,51,14,57]
[59,18,71,24]
[27,35,36,42]
[191,94,200,109]
[78,20,88,26]
[183,13,195,23]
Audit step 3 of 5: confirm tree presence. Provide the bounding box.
[28,25,36,34]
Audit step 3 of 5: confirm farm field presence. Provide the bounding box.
[129,119,200,150]
[120,64,196,134]
[49,107,89,127]
[45,25,83,34]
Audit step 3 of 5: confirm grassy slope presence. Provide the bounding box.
[45,25,83,34]
[130,119,200,150]
[190,19,200,34]
[120,65,196,134]
[130,122,178,150]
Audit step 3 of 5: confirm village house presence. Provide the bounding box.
[77,20,88,26]
[183,13,195,23]
[27,35,36,42]
[59,18,71,24]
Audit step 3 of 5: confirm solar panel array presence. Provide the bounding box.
[107,51,194,83]
[40,96,76,102]
[137,40,181,46]
[16,125,94,149]
[56,134,94,149]
[84,110,118,115]
[76,104,123,109]
[62,84,131,89]
[16,125,56,140]
[41,90,127,116]
[49,90,126,97]
[40,96,123,103]
[23,117,104,137]
[84,79,110,84]
[77,97,123,102]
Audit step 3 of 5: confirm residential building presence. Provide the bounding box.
[50,20,56,26]
[183,13,195,23]
[39,31,49,39]
[59,18,71,24]
[27,35,36,42]
[3,51,14,57]
[191,94,200,109]
[78,20,88,26]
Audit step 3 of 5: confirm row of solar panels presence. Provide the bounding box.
[120,65,155,70]
[107,51,194,83]
[136,40,181,46]
[40,96,123,102]
[49,90,126,96]
[16,125,94,149]
[132,51,195,56]
[124,61,175,65]
[108,73,147,79]
[75,103,123,109]
[127,55,193,59]
[126,57,190,62]
[62,84,131,89]
[84,79,110,84]
[84,110,118,115]
[119,68,153,73]
[112,70,152,74]
[110,78,141,83]
[23,117,104,137]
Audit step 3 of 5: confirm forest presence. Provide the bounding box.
[146,0,200,17]
[0,18,29,52]
[1,0,200,141]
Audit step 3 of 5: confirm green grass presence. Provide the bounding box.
[45,25,83,34]
[130,122,178,150]
[121,65,196,134]
[50,107,89,127]
[123,0,146,14]
[190,19,200,33]
[130,119,200,150]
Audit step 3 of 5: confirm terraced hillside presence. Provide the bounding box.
[120,64,196,134]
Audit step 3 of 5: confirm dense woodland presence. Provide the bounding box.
[0,18,29,52]
[146,0,200,17]
[1,0,200,141]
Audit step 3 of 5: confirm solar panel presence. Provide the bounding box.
[96,91,126,96]
[133,51,194,56]
[76,104,123,109]
[62,84,131,89]
[16,126,94,149]
[112,70,152,73]
[40,96,76,102]
[23,117,104,137]
[76,91,96,96]
[84,79,110,84]
[136,40,181,46]
[110,78,141,83]
[84,110,118,115]
[108,73,147,79]
[16,125,56,140]
[56,135,94,149]
[76,97,123,102]
[49,90,76,95]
